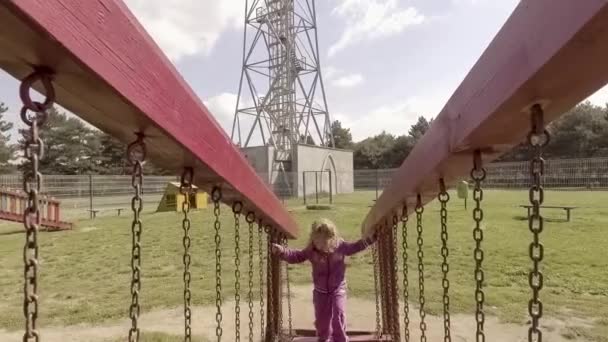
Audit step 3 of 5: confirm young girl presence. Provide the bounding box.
[271,218,376,342]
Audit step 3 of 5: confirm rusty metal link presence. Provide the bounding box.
[371,228,382,338]
[401,205,410,342]
[127,132,146,342]
[20,69,55,342]
[415,195,427,342]
[471,150,487,342]
[258,221,266,342]
[233,202,243,342]
[527,104,549,342]
[282,235,294,337]
[391,214,400,340]
[265,225,276,341]
[180,167,194,342]
[383,219,396,338]
[212,187,223,341]
[438,179,452,342]
[246,212,256,342]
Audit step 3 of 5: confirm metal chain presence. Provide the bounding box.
[438,180,451,342]
[20,69,55,342]
[383,220,395,338]
[527,104,549,342]
[233,202,243,342]
[258,221,266,342]
[415,195,427,342]
[371,233,382,338]
[471,150,487,342]
[401,205,410,342]
[380,221,393,337]
[282,235,293,337]
[127,132,146,342]
[180,168,194,342]
[246,213,256,342]
[265,226,276,341]
[212,187,223,341]
[391,215,400,340]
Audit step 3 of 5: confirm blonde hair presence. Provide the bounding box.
[309,218,340,252]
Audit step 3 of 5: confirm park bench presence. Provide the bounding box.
[519,205,577,222]
[87,208,125,218]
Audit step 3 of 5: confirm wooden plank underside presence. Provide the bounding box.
[0,0,298,237]
[362,0,608,234]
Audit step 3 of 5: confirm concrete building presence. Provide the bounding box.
[242,145,353,198]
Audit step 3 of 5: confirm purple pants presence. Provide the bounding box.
[313,289,347,342]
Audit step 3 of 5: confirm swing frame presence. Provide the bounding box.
[362,0,608,236]
[0,0,298,238]
[2,1,608,341]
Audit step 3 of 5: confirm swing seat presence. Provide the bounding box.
[282,329,393,342]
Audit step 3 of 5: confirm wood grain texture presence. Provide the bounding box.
[0,0,298,237]
[362,0,608,235]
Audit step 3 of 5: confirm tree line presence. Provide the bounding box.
[331,101,608,169]
[0,103,170,175]
[0,100,606,174]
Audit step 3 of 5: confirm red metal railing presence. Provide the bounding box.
[0,189,72,230]
[0,0,298,238]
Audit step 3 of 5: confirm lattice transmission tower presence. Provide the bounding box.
[231,0,333,181]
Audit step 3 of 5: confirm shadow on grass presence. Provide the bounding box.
[511,215,569,223]
[0,228,23,236]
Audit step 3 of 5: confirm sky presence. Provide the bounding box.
[0,0,607,143]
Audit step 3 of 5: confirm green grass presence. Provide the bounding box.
[0,190,607,340]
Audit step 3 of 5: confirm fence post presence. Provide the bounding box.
[302,171,307,205]
[315,171,319,204]
[329,170,333,204]
[375,169,379,201]
[89,174,93,219]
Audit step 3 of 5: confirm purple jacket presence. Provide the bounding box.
[277,237,375,293]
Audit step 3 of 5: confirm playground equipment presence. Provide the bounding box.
[302,170,333,205]
[0,189,72,230]
[0,1,607,342]
[156,182,207,212]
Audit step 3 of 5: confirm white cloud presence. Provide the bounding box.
[203,92,238,134]
[324,66,340,81]
[323,66,365,88]
[586,84,608,107]
[331,73,364,88]
[329,0,425,57]
[124,0,241,61]
[336,98,432,142]
[451,0,483,5]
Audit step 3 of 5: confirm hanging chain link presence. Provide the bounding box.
[282,235,293,338]
[380,222,393,337]
[415,195,427,342]
[258,221,266,342]
[127,132,146,342]
[392,215,400,337]
[246,213,256,342]
[471,150,487,342]
[180,168,194,342]
[233,202,243,342]
[527,104,549,342]
[212,187,223,341]
[20,69,55,342]
[439,179,452,342]
[371,232,382,338]
[265,226,276,341]
[401,205,410,342]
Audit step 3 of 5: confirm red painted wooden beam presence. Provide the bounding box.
[362,0,608,235]
[0,0,298,237]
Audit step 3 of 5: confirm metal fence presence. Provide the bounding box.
[0,157,605,220]
[352,157,608,194]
